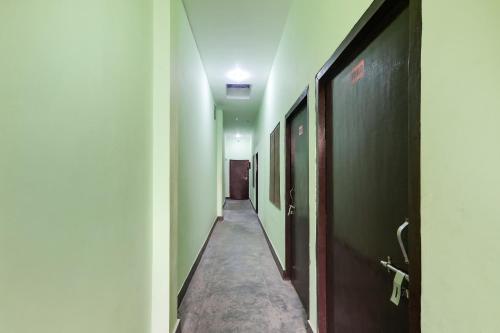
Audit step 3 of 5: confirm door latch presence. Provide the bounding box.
[380,256,410,305]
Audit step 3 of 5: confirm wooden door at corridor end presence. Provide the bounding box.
[230,160,250,200]
[316,0,421,332]
[285,89,310,315]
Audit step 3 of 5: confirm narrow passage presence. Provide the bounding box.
[179,200,309,332]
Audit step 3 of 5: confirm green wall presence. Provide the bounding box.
[0,0,156,332]
[252,0,372,330]
[421,0,500,331]
[171,0,218,323]
[216,108,225,216]
[151,0,172,332]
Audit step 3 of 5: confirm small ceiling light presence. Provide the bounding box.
[236,133,241,138]
[226,66,250,83]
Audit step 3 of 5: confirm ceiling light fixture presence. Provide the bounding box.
[226,66,250,83]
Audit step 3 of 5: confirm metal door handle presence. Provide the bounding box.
[397,219,409,264]
[288,187,296,216]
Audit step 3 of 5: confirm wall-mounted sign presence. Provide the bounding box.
[351,59,365,84]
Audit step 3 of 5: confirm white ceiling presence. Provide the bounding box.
[182,0,293,130]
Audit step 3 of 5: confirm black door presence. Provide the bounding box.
[327,7,410,332]
[288,104,309,313]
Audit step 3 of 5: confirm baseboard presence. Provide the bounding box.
[256,216,286,279]
[172,319,181,333]
[306,320,314,333]
[249,198,256,212]
[177,216,220,308]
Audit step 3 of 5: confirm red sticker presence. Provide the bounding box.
[351,59,365,84]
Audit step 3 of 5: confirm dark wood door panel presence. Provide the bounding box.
[230,160,249,200]
[327,7,410,332]
[289,104,310,314]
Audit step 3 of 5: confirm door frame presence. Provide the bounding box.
[285,87,309,287]
[255,153,259,213]
[315,0,422,332]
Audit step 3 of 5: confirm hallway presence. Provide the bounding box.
[2,0,500,332]
[179,200,309,333]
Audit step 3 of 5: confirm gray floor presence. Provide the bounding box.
[178,200,309,333]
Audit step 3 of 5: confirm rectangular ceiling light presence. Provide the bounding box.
[226,84,251,100]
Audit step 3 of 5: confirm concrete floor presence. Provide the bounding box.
[178,200,309,333]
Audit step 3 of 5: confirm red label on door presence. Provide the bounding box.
[351,59,365,84]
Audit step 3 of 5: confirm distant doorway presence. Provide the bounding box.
[230,160,250,200]
[285,89,309,315]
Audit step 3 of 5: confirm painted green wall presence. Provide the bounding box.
[0,1,155,332]
[216,108,225,216]
[421,0,500,331]
[151,0,172,332]
[171,0,218,321]
[252,1,372,330]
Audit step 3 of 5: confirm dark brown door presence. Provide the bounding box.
[230,160,249,200]
[327,7,410,332]
[255,154,259,213]
[287,103,309,314]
